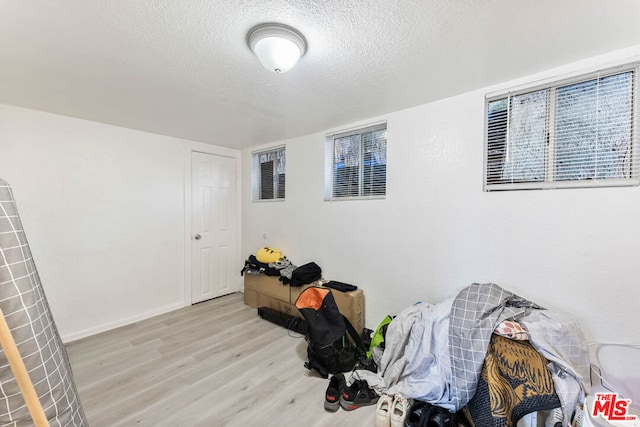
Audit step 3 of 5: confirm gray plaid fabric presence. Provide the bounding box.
[449,283,541,410]
[521,309,590,426]
[449,283,589,425]
[0,178,87,426]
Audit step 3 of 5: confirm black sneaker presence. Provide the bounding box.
[405,400,433,427]
[324,374,345,412]
[339,379,379,411]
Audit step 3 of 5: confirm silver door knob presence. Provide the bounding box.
[194,234,202,240]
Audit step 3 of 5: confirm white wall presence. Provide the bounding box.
[0,104,190,342]
[242,45,640,345]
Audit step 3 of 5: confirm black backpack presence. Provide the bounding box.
[294,287,366,378]
[290,262,322,287]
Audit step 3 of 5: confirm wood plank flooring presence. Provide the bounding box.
[66,293,376,426]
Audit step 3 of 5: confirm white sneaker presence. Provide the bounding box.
[546,407,564,427]
[572,409,583,427]
[375,394,394,427]
[390,393,413,427]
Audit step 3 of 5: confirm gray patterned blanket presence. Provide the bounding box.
[0,178,87,426]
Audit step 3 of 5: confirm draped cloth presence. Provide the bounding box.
[0,178,88,426]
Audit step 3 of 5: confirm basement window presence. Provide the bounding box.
[484,64,639,191]
[324,123,387,200]
[252,146,285,201]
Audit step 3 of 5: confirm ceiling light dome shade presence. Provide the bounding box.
[248,23,307,73]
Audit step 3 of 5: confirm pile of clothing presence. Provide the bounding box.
[353,283,590,427]
[240,247,322,286]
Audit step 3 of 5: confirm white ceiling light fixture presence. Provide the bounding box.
[247,23,307,73]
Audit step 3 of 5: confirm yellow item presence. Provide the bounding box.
[256,247,283,264]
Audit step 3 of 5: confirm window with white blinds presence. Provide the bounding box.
[252,146,285,201]
[485,64,638,191]
[324,123,387,200]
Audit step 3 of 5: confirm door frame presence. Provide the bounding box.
[183,141,242,306]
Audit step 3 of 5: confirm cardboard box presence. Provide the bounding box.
[329,287,364,335]
[243,273,364,334]
[243,272,290,301]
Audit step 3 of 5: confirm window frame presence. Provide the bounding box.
[251,145,286,202]
[324,122,388,201]
[483,63,639,192]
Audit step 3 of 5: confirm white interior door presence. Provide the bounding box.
[191,152,237,303]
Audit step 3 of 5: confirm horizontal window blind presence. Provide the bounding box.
[252,146,285,201]
[324,123,387,200]
[485,65,638,191]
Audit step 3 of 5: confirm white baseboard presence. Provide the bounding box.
[61,301,185,344]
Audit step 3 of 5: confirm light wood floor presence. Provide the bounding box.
[66,292,376,426]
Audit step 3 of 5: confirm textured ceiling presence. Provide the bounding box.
[1,0,640,149]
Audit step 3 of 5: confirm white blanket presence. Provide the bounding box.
[355,298,456,410]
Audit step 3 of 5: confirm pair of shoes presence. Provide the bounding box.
[404,400,433,427]
[390,394,413,427]
[376,394,394,427]
[324,374,346,412]
[404,400,461,427]
[377,393,413,427]
[340,379,379,411]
